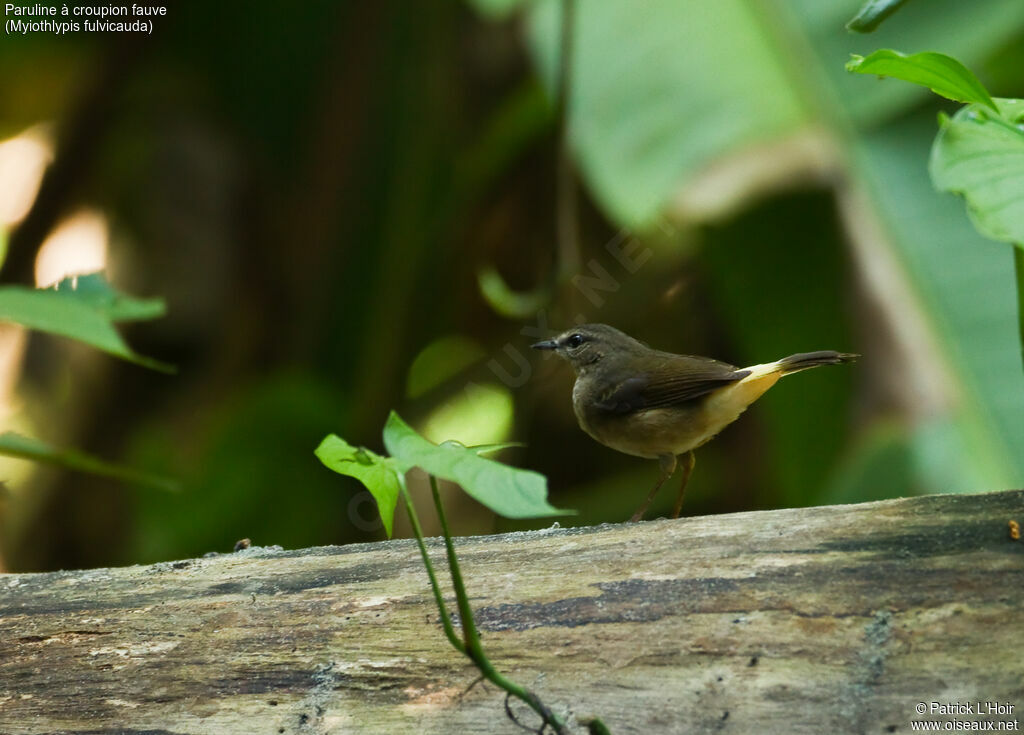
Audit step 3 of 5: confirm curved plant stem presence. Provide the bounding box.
[399,473,610,733]
[399,480,465,655]
[583,717,613,735]
[428,475,568,734]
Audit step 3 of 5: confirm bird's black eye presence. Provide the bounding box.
[566,333,585,348]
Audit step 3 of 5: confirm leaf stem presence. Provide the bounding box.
[428,475,568,734]
[399,479,465,655]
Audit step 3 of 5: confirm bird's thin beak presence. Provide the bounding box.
[531,340,558,351]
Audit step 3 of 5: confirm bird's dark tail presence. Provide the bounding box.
[777,351,858,375]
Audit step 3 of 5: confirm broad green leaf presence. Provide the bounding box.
[929,99,1024,244]
[0,272,172,372]
[846,0,913,33]
[846,50,998,112]
[523,0,808,228]
[382,411,570,519]
[0,431,178,492]
[315,435,400,538]
[468,0,1024,224]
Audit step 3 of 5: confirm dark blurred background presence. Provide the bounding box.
[2,0,1023,572]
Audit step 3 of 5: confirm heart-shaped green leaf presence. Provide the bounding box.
[315,435,401,537]
[383,411,571,519]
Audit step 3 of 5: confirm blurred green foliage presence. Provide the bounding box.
[0,431,175,492]
[847,47,1024,373]
[3,0,1024,572]
[0,273,170,369]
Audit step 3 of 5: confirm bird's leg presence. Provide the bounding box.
[629,453,676,522]
[670,450,696,519]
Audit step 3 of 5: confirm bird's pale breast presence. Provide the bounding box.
[572,370,781,459]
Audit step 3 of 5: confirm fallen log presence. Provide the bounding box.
[1,489,1022,734]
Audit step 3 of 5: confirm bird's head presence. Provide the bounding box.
[531,323,645,373]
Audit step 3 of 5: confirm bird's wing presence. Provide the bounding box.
[594,356,749,414]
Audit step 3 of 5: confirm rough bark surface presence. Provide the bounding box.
[1,490,1023,734]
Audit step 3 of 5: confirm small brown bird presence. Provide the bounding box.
[532,324,856,521]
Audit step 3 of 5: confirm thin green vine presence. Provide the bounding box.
[397,474,570,733]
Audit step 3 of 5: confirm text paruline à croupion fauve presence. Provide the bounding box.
[5,4,167,35]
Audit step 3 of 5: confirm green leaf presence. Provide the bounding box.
[854,111,1024,493]
[845,0,913,33]
[0,272,173,372]
[522,0,808,228]
[929,98,1024,244]
[799,0,1024,128]
[0,431,178,492]
[467,0,1023,226]
[382,411,571,519]
[477,266,553,319]
[846,50,998,112]
[50,272,166,322]
[406,335,486,399]
[315,435,401,537]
